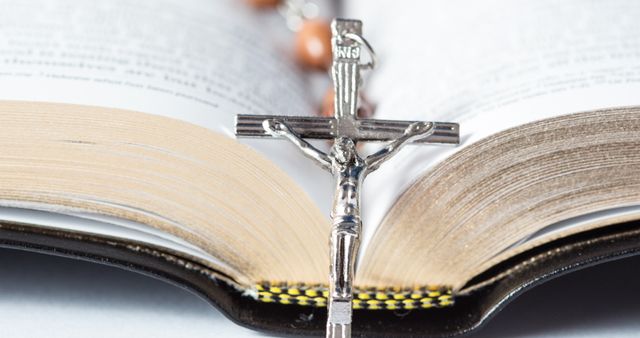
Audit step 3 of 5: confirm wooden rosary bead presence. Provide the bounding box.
[357,93,375,118]
[321,88,335,117]
[245,0,280,9]
[295,19,332,70]
[321,88,375,118]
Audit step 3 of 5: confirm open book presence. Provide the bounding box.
[1,0,640,336]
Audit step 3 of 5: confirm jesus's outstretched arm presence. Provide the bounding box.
[262,119,332,171]
[365,121,435,173]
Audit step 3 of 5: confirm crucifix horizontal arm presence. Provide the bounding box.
[236,114,459,144]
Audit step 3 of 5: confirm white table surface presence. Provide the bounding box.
[0,248,639,338]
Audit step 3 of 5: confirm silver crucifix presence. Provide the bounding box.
[236,18,460,338]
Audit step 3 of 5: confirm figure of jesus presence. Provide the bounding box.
[263,119,435,332]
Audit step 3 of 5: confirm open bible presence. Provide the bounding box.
[1,0,640,336]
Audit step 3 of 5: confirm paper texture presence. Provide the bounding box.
[345,0,640,252]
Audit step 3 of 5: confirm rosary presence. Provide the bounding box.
[240,2,460,337]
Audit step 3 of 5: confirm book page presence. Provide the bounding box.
[0,0,334,211]
[345,0,640,250]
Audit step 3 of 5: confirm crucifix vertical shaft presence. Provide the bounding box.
[325,19,365,338]
[235,18,460,338]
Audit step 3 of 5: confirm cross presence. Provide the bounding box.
[235,19,460,338]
